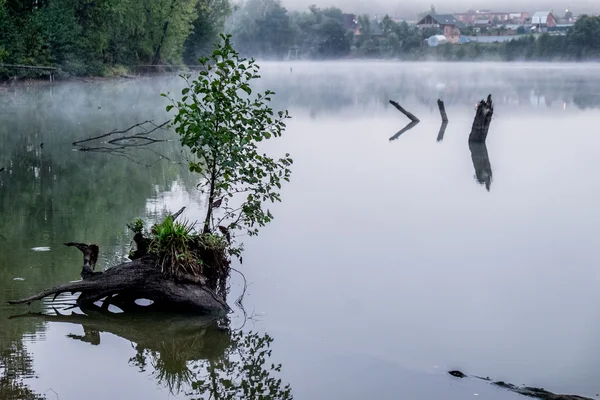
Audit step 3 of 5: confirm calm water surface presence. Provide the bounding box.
[1,62,600,399]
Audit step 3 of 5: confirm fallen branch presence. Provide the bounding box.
[71,120,172,166]
[469,95,493,142]
[389,100,420,122]
[72,120,170,148]
[448,370,592,400]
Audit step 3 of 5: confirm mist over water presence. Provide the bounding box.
[279,0,600,18]
[2,62,600,399]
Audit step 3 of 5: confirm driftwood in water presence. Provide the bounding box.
[389,100,420,122]
[469,142,493,191]
[436,99,449,142]
[448,370,593,400]
[388,100,420,141]
[437,99,448,123]
[8,206,229,314]
[71,120,171,167]
[469,95,494,142]
[8,248,228,314]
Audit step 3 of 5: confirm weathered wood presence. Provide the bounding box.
[64,242,99,278]
[448,370,593,400]
[437,99,448,122]
[389,100,420,122]
[469,142,493,191]
[469,94,494,142]
[8,242,229,315]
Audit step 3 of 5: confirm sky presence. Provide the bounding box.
[281,0,600,19]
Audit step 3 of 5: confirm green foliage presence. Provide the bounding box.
[184,0,233,63]
[0,0,231,79]
[127,218,145,234]
[149,216,202,278]
[163,34,292,252]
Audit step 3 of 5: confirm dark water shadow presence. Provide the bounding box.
[436,121,449,142]
[10,308,292,399]
[389,120,420,141]
[469,142,493,191]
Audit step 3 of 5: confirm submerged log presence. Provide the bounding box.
[448,370,593,400]
[468,94,494,142]
[8,243,229,315]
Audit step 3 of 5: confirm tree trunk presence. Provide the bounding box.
[152,0,178,65]
[469,94,494,143]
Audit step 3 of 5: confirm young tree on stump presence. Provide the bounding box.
[163,34,293,260]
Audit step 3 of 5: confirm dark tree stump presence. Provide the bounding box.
[469,94,494,143]
[8,243,229,315]
[437,99,448,123]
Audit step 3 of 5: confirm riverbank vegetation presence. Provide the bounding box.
[1,0,600,80]
[0,0,230,78]
[3,0,600,80]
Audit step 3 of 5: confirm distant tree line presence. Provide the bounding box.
[0,0,230,78]
[1,0,600,79]
[225,0,600,62]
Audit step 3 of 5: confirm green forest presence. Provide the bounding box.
[1,0,600,79]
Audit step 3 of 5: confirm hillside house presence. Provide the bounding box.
[416,14,465,43]
[455,11,529,25]
[531,11,557,31]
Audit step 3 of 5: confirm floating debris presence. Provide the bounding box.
[13,277,25,281]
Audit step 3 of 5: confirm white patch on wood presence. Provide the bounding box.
[134,298,154,306]
[108,305,124,313]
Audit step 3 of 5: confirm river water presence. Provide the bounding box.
[1,62,600,399]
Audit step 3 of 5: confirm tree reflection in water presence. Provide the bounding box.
[11,307,293,400]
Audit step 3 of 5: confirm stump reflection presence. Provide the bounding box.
[469,142,493,191]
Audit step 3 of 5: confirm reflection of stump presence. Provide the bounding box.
[437,121,448,142]
[469,95,493,142]
[469,142,493,191]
